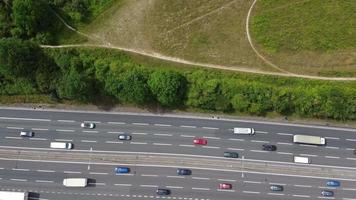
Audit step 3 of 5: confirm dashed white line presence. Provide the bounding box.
[202,127,219,130]
[56,129,75,132]
[179,144,194,147]
[12,168,29,171]
[82,131,98,133]
[166,176,184,179]
[89,172,108,175]
[277,152,293,155]
[342,188,356,191]
[154,124,172,127]
[141,174,158,177]
[105,141,123,144]
[140,185,157,188]
[343,198,356,200]
[255,131,268,134]
[81,140,97,143]
[180,135,195,138]
[64,171,81,174]
[228,138,245,141]
[346,139,356,142]
[250,150,268,153]
[243,191,260,194]
[317,197,335,199]
[243,181,261,184]
[268,193,284,196]
[55,139,73,142]
[132,123,149,126]
[217,189,235,192]
[325,156,340,159]
[192,187,210,191]
[36,180,54,183]
[6,126,24,130]
[192,177,210,180]
[89,182,106,186]
[180,125,197,128]
[227,148,244,151]
[153,143,172,146]
[325,146,339,149]
[203,136,220,140]
[107,131,124,134]
[153,133,173,137]
[5,137,22,140]
[300,154,318,157]
[108,122,126,125]
[277,142,293,145]
[29,138,47,141]
[346,148,355,151]
[251,140,269,143]
[10,179,27,182]
[276,133,293,136]
[293,195,311,198]
[130,142,147,145]
[115,183,132,187]
[31,128,49,131]
[202,146,220,149]
[37,170,55,173]
[131,132,148,135]
[325,137,340,140]
[269,182,286,186]
[218,179,236,182]
[57,120,75,123]
[166,186,183,189]
[294,185,312,188]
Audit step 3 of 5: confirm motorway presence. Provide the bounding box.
[0,107,356,200]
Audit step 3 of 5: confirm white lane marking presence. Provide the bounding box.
[57,120,75,123]
[153,133,173,137]
[293,195,311,198]
[325,146,339,149]
[55,139,73,142]
[342,188,356,191]
[251,140,269,143]
[250,150,268,153]
[243,181,261,184]
[115,183,132,187]
[140,185,157,188]
[203,136,220,140]
[227,148,244,151]
[36,180,54,183]
[115,174,134,176]
[5,137,22,140]
[255,131,268,134]
[325,137,340,140]
[268,193,284,196]
[317,197,335,199]
[6,126,23,130]
[276,133,292,136]
[141,174,158,177]
[56,129,75,132]
[269,182,286,186]
[166,186,183,189]
[218,179,236,182]
[89,172,108,175]
[132,123,149,126]
[107,131,124,134]
[130,142,147,145]
[105,141,123,144]
[82,131,98,133]
[37,170,55,173]
[90,182,106,186]
[277,142,293,145]
[29,138,47,141]
[343,198,356,200]
[64,171,81,174]
[294,185,312,188]
[192,187,210,191]
[81,140,97,143]
[31,128,48,131]
[217,189,235,192]
[166,176,184,179]
[299,144,317,148]
[180,135,195,138]
[202,146,220,149]
[108,122,126,125]
[243,191,260,194]
[228,138,245,141]
[346,148,355,151]
[0,168,3,170]
[325,156,340,159]
[12,168,29,171]
[180,125,197,128]
[84,121,101,124]
[10,179,27,182]
[153,143,172,146]
[300,154,318,157]
[202,127,219,130]
[0,117,51,122]
[179,144,194,147]
[131,132,148,135]
[192,177,210,180]
[154,124,172,127]
[346,139,356,142]
[277,152,293,155]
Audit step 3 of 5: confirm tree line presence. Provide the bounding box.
[0,38,355,121]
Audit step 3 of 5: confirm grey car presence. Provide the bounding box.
[321,190,334,197]
[223,152,239,158]
[118,134,132,141]
[156,189,170,195]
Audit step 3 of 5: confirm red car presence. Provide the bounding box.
[219,183,232,189]
[193,138,207,145]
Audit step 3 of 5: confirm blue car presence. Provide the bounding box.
[115,167,130,174]
[326,180,340,187]
[177,168,192,175]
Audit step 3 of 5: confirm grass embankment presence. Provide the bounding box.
[251,0,356,76]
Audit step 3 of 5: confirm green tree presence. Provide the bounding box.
[273,88,295,115]
[0,0,12,38]
[148,70,186,107]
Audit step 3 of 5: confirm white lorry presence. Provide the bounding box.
[0,191,28,200]
[63,178,88,187]
[50,142,73,149]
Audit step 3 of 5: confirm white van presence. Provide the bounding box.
[233,127,255,135]
[50,142,73,149]
[63,178,87,187]
[294,156,310,164]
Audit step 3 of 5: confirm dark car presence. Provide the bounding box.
[177,168,192,175]
[223,152,239,158]
[115,167,130,174]
[262,144,277,151]
[326,180,340,187]
[353,149,356,155]
[118,134,132,141]
[156,189,170,195]
[20,131,34,137]
[270,185,284,191]
[321,190,334,197]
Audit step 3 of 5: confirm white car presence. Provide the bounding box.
[81,122,95,129]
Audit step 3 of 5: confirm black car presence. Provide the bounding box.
[321,190,334,197]
[156,189,170,195]
[270,185,283,191]
[262,144,277,151]
[177,168,192,175]
[223,152,239,158]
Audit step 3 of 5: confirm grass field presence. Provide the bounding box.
[72,0,355,77]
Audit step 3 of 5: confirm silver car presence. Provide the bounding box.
[118,134,132,141]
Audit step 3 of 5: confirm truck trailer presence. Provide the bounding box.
[0,191,28,200]
[293,135,326,145]
[63,178,88,187]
